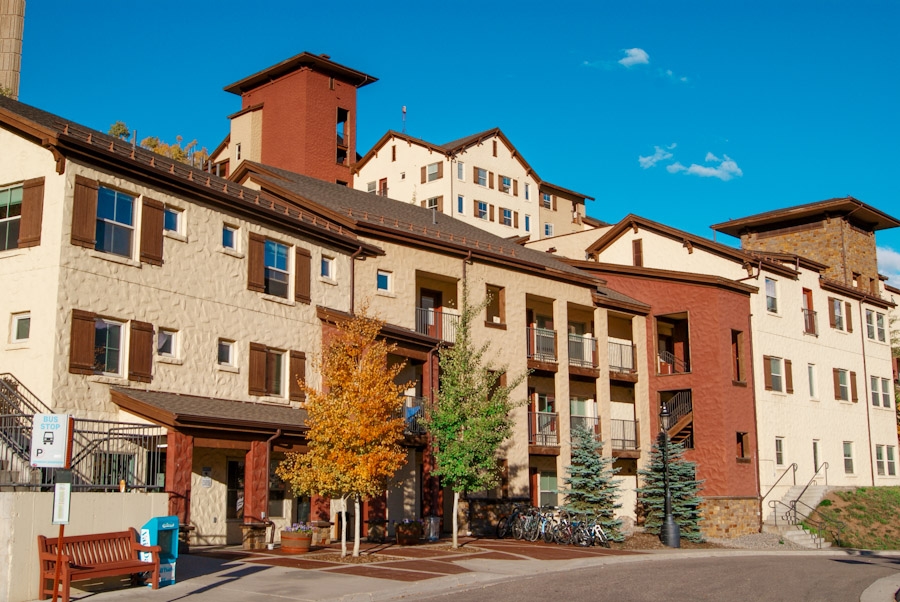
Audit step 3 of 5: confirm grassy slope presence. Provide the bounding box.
[810,486,900,549]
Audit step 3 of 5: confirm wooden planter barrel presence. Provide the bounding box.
[395,524,422,546]
[281,531,312,554]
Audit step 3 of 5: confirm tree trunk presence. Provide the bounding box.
[453,490,460,548]
[340,496,348,557]
[353,497,361,557]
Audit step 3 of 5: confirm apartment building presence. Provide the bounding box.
[353,128,593,241]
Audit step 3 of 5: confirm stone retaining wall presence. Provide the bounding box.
[700,496,760,538]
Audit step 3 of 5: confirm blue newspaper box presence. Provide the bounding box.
[140,516,179,586]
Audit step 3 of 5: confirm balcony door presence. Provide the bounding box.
[420,289,442,338]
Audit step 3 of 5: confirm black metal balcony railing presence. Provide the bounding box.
[610,419,639,450]
[568,334,598,368]
[528,411,559,446]
[527,327,557,363]
[415,308,460,343]
[608,341,637,373]
[399,396,427,435]
[802,309,818,335]
[658,350,690,374]
[570,415,600,440]
[661,391,693,431]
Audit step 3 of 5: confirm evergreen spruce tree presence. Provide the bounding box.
[636,432,705,542]
[561,425,623,541]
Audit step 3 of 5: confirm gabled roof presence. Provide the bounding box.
[567,260,760,296]
[711,197,900,237]
[224,51,377,95]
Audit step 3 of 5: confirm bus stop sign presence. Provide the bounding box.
[30,414,70,468]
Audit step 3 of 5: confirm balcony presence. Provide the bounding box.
[610,419,639,453]
[609,341,637,373]
[415,308,459,343]
[399,395,427,436]
[570,415,600,439]
[527,327,557,364]
[658,350,690,374]
[528,411,559,447]
[568,334,598,369]
[803,309,818,335]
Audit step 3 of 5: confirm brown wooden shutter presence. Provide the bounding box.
[71,175,98,248]
[632,239,643,267]
[845,302,853,332]
[489,172,494,189]
[473,199,478,217]
[249,342,267,396]
[140,198,165,266]
[493,140,497,156]
[784,359,794,394]
[850,371,858,402]
[436,162,443,179]
[473,166,478,183]
[69,309,97,374]
[289,350,307,402]
[128,320,154,383]
[247,233,265,292]
[833,369,842,400]
[295,247,311,303]
[514,211,519,228]
[763,356,773,390]
[828,298,836,328]
[552,195,558,211]
[513,180,518,196]
[489,204,495,221]
[421,166,426,183]
[18,177,44,247]
[436,196,444,212]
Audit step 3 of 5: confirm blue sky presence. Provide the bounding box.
[17,1,900,281]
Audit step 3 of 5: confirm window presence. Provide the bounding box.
[226,459,244,520]
[218,339,235,366]
[94,318,123,375]
[391,145,396,162]
[425,196,439,210]
[367,181,376,193]
[828,297,851,332]
[163,206,182,233]
[775,437,784,466]
[808,364,817,399]
[457,162,464,181]
[336,108,348,146]
[222,225,237,250]
[268,350,284,397]
[632,239,643,267]
[525,215,530,232]
[765,278,777,313]
[492,140,498,157]
[766,356,783,392]
[248,343,301,399]
[866,309,875,339]
[476,168,487,187]
[736,432,750,459]
[320,256,334,280]
[876,445,885,476]
[889,446,897,476]
[877,312,886,341]
[539,471,558,507]
[236,143,241,161]
[499,176,511,194]
[457,195,464,215]
[843,441,854,474]
[872,376,892,408]
[833,368,857,401]
[868,310,887,342]
[477,201,488,220]
[264,240,289,298]
[486,284,505,325]
[11,312,30,342]
[541,193,552,209]
[731,330,744,382]
[544,223,553,237]
[501,208,513,227]
[525,183,530,200]
[426,162,440,182]
[157,328,177,357]
[376,269,392,293]
[96,187,134,258]
[0,183,22,251]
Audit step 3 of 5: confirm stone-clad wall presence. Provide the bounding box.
[700,496,759,538]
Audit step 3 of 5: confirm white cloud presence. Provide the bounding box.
[878,246,900,285]
[667,153,743,181]
[619,48,649,67]
[638,143,676,169]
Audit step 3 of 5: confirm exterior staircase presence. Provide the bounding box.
[0,373,52,488]
[763,484,832,549]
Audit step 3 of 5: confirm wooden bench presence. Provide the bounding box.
[37,528,161,602]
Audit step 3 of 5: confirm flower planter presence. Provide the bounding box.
[281,531,313,554]
[367,521,386,543]
[395,524,422,546]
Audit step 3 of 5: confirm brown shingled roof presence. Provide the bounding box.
[711,197,900,236]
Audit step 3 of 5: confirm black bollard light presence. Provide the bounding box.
[659,401,681,548]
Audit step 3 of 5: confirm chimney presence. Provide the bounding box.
[0,0,25,100]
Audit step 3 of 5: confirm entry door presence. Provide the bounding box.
[420,290,442,338]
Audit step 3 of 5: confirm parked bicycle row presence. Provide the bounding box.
[496,504,610,548]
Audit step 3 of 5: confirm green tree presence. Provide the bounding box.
[636,433,705,542]
[426,284,526,548]
[107,121,131,141]
[277,309,410,557]
[561,425,623,541]
[0,85,14,98]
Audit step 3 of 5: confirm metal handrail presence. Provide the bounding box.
[608,341,636,373]
[767,499,796,527]
[0,374,53,414]
[802,309,818,335]
[791,498,846,548]
[661,391,692,431]
[762,462,798,504]
[658,350,689,373]
[793,461,829,506]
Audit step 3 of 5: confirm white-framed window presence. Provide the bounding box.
[525,183,530,200]
[268,349,285,397]
[217,339,235,367]
[501,208,513,227]
[425,196,439,210]
[768,357,784,392]
[499,175,512,194]
[0,183,22,251]
[157,328,177,358]
[876,444,886,476]
[94,318,123,375]
[843,441,854,474]
[11,312,30,343]
[807,363,817,399]
[832,298,844,331]
[539,471,558,507]
[264,240,290,298]
[867,310,887,342]
[163,206,183,233]
[476,168,487,187]
[367,181,376,193]
[866,309,876,339]
[222,225,238,250]
[457,162,465,181]
[457,195,464,215]
[477,201,488,220]
[836,368,849,401]
[876,312,886,341]
[96,187,134,258]
[525,215,531,232]
[765,278,778,313]
[871,375,881,406]
[321,255,335,280]
[775,437,784,466]
[376,269,392,293]
[541,193,552,209]
[877,377,892,408]
[426,162,440,182]
[888,446,897,476]
[544,223,553,237]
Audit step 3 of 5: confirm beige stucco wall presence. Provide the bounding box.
[0,491,168,602]
[525,225,612,259]
[228,108,264,168]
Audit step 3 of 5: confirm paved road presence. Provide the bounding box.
[422,554,900,602]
